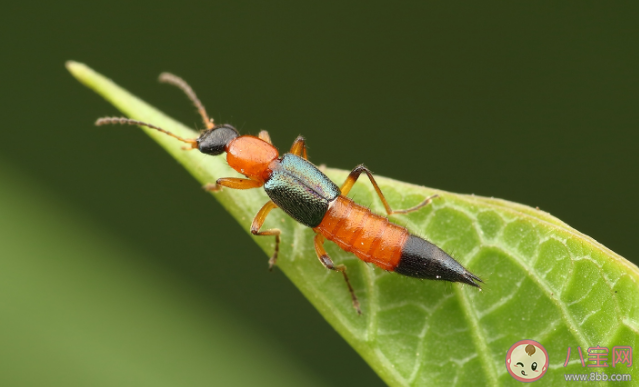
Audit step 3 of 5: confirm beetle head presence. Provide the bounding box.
[197,124,240,155]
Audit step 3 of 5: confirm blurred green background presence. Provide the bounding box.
[2,2,639,386]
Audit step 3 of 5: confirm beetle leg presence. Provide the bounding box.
[314,233,361,314]
[203,177,263,192]
[289,136,308,160]
[258,130,272,144]
[251,201,282,270]
[340,164,438,215]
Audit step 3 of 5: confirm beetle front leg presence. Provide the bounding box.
[258,130,272,144]
[203,177,263,192]
[251,201,281,270]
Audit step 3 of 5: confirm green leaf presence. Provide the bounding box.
[68,61,639,386]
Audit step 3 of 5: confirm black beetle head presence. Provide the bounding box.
[197,124,239,155]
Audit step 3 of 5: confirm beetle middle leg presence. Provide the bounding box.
[289,136,308,160]
[314,234,361,314]
[340,165,438,215]
[251,200,282,270]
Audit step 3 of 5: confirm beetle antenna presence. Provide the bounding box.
[159,72,214,130]
[95,117,198,149]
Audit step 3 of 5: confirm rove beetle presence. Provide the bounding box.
[96,73,482,314]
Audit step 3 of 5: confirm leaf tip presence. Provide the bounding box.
[65,60,85,74]
[65,61,100,87]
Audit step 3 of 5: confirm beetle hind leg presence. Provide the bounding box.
[314,234,361,314]
[341,164,439,215]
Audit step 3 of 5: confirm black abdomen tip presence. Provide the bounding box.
[395,235,482,287]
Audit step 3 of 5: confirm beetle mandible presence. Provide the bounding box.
[95,72,482,314]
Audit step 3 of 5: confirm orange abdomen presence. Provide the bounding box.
[314,196,409,271]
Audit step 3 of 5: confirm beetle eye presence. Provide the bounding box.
[531,362,537,371]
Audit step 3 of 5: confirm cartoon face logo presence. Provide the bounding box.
[506,340,549,382]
